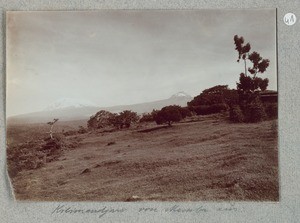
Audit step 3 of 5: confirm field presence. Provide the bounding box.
[7,114,279,201]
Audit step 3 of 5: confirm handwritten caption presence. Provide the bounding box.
[51,204,239,219]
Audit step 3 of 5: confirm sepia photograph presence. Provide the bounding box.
[6,9,278,201]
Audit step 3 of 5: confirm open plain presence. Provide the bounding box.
[7,114,279,201]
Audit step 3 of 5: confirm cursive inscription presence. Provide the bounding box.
[51,203,238,219]
[51,205,127,218]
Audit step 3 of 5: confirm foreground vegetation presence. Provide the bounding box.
[8,114,278,201]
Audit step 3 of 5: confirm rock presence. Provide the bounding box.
[107,141,116,146]
[80,168,91,174]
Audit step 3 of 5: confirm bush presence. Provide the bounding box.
[110,110,139,128]
[78,126,87,134]
[243,98,267,123]
[154,105,183,126]
[192,103,228,116]
[88,110,114,129]
[264,103,278,119]
[7,135,66,177]
[139,113,154,122]
[229,105,244,123]
[63,130,77,136]
[192,105,210,115]
[179,107,192,118]
[187,85,239,107]
[210,103,228,113]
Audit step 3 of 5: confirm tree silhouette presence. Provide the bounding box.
[154,105,183,126]
[47,118,59,139]
[234,35,270,100]
[108,110,139,129]
[118,110,139,128]
[234,35,251,75]
[187,85,239,107]
[87,110,114,129]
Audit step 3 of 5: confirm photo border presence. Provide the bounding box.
[1,1,299,222]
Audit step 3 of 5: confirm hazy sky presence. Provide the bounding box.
[7,9,277,116]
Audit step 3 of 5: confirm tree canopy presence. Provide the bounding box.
[154,105,183,126]
[234,35,270,96]
[187,85,238,107]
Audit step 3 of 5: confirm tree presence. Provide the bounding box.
[232,35,271,123]
[234,35,270,100]
[118,110,139,128]
[187,85,238,107]
[139,113,154,123]
[87,110,114,129]
[88,110,139,130]
[47,118,59,139]
[154,105,183,126]
[107,110,139,129]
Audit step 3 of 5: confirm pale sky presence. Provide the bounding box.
[6,9,277,116]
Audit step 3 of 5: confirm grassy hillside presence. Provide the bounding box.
[8,114,278,201]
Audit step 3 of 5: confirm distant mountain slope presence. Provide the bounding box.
[44,98,97,111]
[105,92,192,114]
[7,92,192,124]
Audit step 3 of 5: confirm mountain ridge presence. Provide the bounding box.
[8,92,193,124]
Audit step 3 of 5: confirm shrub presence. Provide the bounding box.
[78,126,87,134]
[89,110,139,129]
[139,113,154,123]
[264,103,278,119]
[187,85,239,107]
[154,105,183,126]
[192,105,210,115]
[229,105,244,123]
[192,103,228,116]
[7,135,66,177]
[88,110,114,129]
[164,105,192,119]
[63,130,77,136]
[243,98,267,123]
[112,110,139,128]
[179,107,192,118]
[210,103,228,113]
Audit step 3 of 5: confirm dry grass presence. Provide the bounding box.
[8,114,278,201]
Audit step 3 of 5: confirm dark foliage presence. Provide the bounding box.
[7,135,65,178]
[237,73,269,93]
[264,103,278,119]
[231,35,274,123]
[229,105,244,123]
[139,113,154,123]
[87,110,114,129]
[154,105,183,126]
[234,35,251,63]
[242,98,267,123]
[179,106,192,118]
[188,85,238,108]
[78,126,87,134]
[88,110,139,129]
[234,35,270,100]
[110,110,139,129]
[191,103,228,116]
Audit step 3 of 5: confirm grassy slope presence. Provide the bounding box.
[10,115,279,201]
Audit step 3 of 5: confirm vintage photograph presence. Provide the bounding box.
[6,9,278,201]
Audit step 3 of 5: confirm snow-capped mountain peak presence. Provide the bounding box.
[170,91,192,99]
[44,98,97,111]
